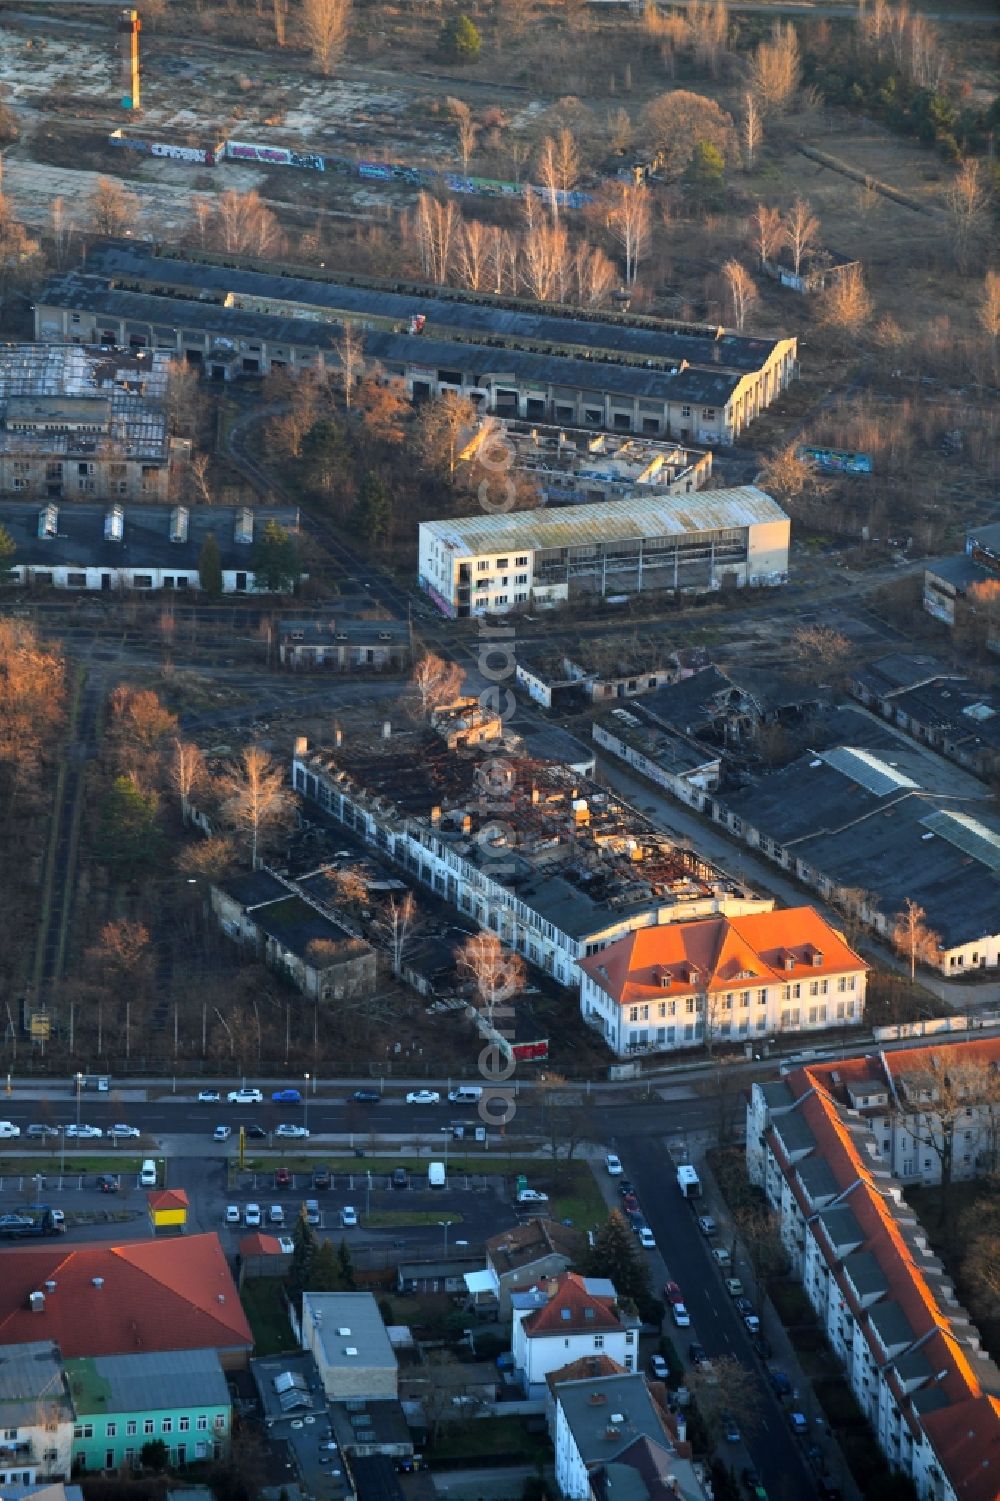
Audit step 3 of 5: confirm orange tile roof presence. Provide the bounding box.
[147,1188,189,1212]
[240,1232,284,1256]
[579,906,866,1008]
[765,1050,1000,1491]
[0,1232,252,1358]
[544,1354,627,1394]
[522,1272,623,1338]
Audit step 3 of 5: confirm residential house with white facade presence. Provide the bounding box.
[0,1343,74,1486]
[511,1274,638,1397]
[747,1050,1000,1501]
[552,1371,707,1501]
[578,906,867,1057]
[465,1220,585,1320]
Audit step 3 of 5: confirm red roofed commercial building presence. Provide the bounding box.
[747,1043,1000,1501]
[512,1273,638,1395]
[0,1233,253,1369]
[579,905,867,1057]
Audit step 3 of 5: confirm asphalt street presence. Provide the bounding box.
[616,1133,822,1501]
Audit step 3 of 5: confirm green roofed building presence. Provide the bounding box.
[64,1348,230,1475]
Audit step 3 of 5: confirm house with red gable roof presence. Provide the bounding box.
[512,1272,639,1396]
[579,905,867,1057]
[747,1048,1000,1501]
[0,1233,253,1369]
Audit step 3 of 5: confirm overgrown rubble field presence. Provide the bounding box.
[1,3,990,343]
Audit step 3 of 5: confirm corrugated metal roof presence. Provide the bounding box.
[420,486,786,556]
[919,808,1000,873]
[819,747,919,797]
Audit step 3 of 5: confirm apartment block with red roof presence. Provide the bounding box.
[511,1273,640,1396]
[578,905,867,1057]
[746,1047,1000,1501]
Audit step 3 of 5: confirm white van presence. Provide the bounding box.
[447,1086,483,1105]
[140,1159,157,1187]
[428,1161,446,1189]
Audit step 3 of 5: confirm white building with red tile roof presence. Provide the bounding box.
[748,1044,1000,1501]
[512,1273,638,1395]
[578,905,867,1056]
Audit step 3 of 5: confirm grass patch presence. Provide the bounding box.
[0,1155,145,1176]
[363,1210,464,1229]
[240,1278,296,1357]
[430,1416,551,1464]
[535,1161,606,1230]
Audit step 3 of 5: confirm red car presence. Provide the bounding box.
[621,1193,640,1214]
[274,1166,291,1188]
[664,1281,684,1306]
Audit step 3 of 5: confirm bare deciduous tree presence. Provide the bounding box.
[454,218,491,291]
[642,90,737,179]
[789,623,851,679]
[88,177,139,238]
[415,192,458,284]
[749,202,782,266]
[50,196,74,270]
[536,129,580,221]
[381,891,417,976]
[946,159,988,270]
[606,107,633,158]
[750,20,801,114]
[721,259,758,330]
[220,744,293,868]
[688,0,728,74]
[456,931,526,1029]
[892,898,941,981]
[301,0,350,74]
[171,739,205,823]
[741,91,763,171]
[572,242,616,308]
[324,865,368,908]
[978,269,1000,342]
[604,180,651,287]
[417,391,477,482]
[272,0,288,46]
[782,197,820,277]
[334,323,364,409]
[213,188,284,258]
[819,264,874,334]
[409,651,465,717]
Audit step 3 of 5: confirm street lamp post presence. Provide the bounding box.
[303,1074,310,1135]
[439,1219,452,1253]
[74,1073,83,1132]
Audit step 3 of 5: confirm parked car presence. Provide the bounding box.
[671,1302,691,1327]
[744,1312,761,1334]
[304,1200,321,1226]
[275,1166,292,1188]
[340,1205,358,1227]
[664,1281,684,1305]
[351,1089,380,1104]
[277,1235,294,1254]
[688,1342,708,1366]
[312,1166,331,1190]
[789,1411,808,1435]
[244,1203,262,1228]
[272,1089,302,1104]
[638,1227,656,1249]
[605,1154,623,1176]
[711,1246,732,1267]
[228,1088,263,1105]
[751,1336,773,1361]
[517,1188,549,1203]
[617,1179,634,1197]
[268,1205,284,1226]
[734,1296,753,1316]
[96,1174,119,1193]
[697,1215,717,1237]
[66,1124,101,1139]
[245,1125,266,1139]
[110,1124,140,1139]
[769,1369,792,1397]
[27,1124,59,1139]
[621,1193,640,1214]
[213,1125,231,1141]
[0,1122,20,1139]
[405,1090,440,1105]
[723,1413,741,1444]
[391,1167,408,1190]
[649,1355,669,1381]
[197,1089,220,1103]
[275,1124,309,1139]
[725,1277,744,1298]
[225,1205,240,1225]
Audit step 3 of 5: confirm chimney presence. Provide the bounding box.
[92,1277,104,1289]
[461,814,472,834]
[294,735,308,757]
[673,1412,687,1444]
[531,786,540,804]
[334,726,342,748]
[382,720,392,739]
[29,1291,45,1314]
[44,1281,57,1294]
[431,806,442,825]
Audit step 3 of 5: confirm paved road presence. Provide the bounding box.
[617,1132,822,1501]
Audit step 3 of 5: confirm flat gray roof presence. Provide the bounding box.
[555,1373,671,1463]
[69,1348,228,1415]
[303,1293,396,1372]
[0,1341,71,1425]
[85,241,789,375]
